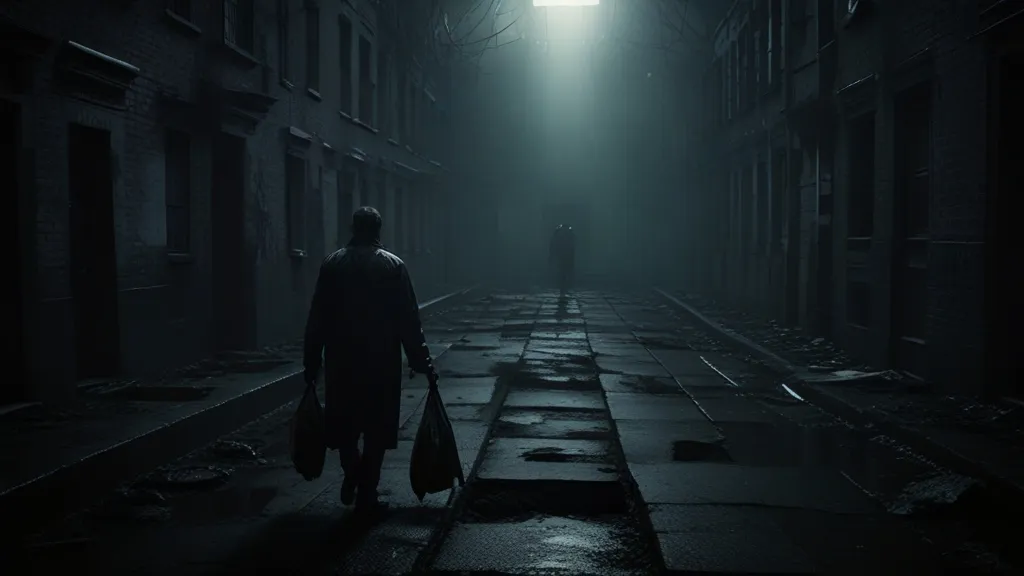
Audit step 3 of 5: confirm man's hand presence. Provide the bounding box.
[303,368,318,387]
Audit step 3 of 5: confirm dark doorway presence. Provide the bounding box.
[211,132,253,351]
[2,100,24,402]
[891,84,931,378]
[68,124,120,380]
[986,49,1023,398]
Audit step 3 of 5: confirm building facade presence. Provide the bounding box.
[3,0,453,404]
[693,0,1023,397]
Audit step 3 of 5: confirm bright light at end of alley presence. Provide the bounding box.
[533,0,599,6]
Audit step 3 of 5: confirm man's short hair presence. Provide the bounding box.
[352,206,382,240]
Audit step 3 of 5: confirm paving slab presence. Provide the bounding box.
[477,438,617,482]
[605,393,706,422]
[646,349,718,378]
[616,419,725,464]
[434,350,500,377]
[590,343,651,358]
[692,395,783,424]
[434,377,498,405]
[503,390,605,411]
[530,330,588,340]
[494,410,612,439]
[679,381,745,396]
[595,357,671,377]
[649,504,814,574]
[629,462,879,514]
[599,374,684,395]
[431,518,644,576]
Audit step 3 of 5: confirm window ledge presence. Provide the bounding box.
[164,10,202,36]
[280,79,294,91]
[167,252,194,264]
[353,118,378,134]
[221,41,261,69]
[306,88,322,101]
[289,248,308,259]
[387,138,400,146]
[339,110,353,121]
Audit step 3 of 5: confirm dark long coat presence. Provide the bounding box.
[302,241,434,450]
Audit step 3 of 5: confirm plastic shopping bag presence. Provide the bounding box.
[409,384,465,501]
[290,385,326,481]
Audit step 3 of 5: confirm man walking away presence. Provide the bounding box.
[303,206,439,518]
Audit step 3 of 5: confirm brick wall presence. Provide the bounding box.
[5,0,452,402]
[829,0,989,393]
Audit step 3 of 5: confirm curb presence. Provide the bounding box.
[1,285,480,542]
[653,287,1024,509]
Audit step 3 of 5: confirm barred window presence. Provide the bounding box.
[223,0,255,53]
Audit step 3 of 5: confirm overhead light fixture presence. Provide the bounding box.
[533,0,599,6]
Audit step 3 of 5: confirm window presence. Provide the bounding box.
[847,113,876,238]
[168,0,193,21]
[756,160,769,252]
[285,155,307,253]
[898,85,931,238]
[770,149,785,247]
[738,27,748,111]
[224,0,255,53]
[397,69,407,141]
[339,14,353,115]
[768,0,782,87]
[165,130,191,254]
[377,51,391,134]
[278,0,290,83]
[306,5,320,93]
[358,35,375,125]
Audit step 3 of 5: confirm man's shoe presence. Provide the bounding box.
[340,476,357,506]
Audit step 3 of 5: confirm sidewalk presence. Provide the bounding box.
[654,289,1024,517]
[0,285,478,541]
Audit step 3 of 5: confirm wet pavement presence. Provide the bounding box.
[19,290,1016,574]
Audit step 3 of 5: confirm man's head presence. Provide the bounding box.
[351,206,383,244]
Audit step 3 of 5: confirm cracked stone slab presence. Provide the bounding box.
[504,390,606,411]
[629,462,879,514]
[477,438,617,482]
[605,393,706,422]
[616,419,725,464]
[692,396,783,424]
[599,374,685,395]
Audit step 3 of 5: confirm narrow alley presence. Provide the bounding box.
[20,290,1007,575]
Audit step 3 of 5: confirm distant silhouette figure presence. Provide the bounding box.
[549,224,576,295]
